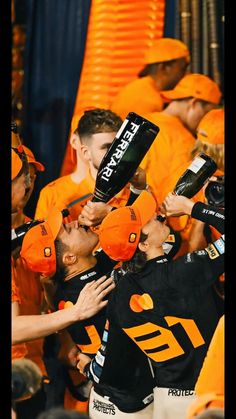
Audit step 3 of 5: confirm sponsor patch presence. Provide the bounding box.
[129,207,137,221]
[80,271,97,281]
[129,232,137,243]
[195,250,207,256]
[168,388,195,397]
[214,237,225,255]
[44,247,52,257]
[205,243,219,259]
[92,399,116,415]
[166,234,175,243]
[40,224,48,236]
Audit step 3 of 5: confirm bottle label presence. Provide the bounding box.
[115,118,129,139]
[188,156,206,174]
[100,121,140,182]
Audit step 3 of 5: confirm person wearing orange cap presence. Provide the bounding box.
[20,206,155,418]
[110,38,190,120]
[12,145,48,418]
[35,109,145,224]
[12,166,114,419]
[11,131,32,366]
[140,73,222,256]
[77,190,224,419]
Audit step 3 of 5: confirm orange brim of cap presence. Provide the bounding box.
[98,191,157,262]
[161,89,191,102]
[46,207,63,240]
[12,148,23,180]
[20,208,63,276]
[131,190,157,228]
[22,145,45,171]
[27,155,45,171]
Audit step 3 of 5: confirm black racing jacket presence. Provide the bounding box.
[53,250,117,355]
[86,202,224,391]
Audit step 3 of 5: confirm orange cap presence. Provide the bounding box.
[197,108,224,145]
[20,208,63,276]
[22,145,45,171]
[161,73,222,105]
[12,148,23,180]
[144,38,190,64]
[99,191,156,261]
[187,393,224,418]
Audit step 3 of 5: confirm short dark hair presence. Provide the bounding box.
[75,108,122,143]
[54,239,69,282]
[122,231,148,273]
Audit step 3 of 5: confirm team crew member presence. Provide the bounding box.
[21,210,156,418]
[35,109,143,223]
[11,137,32,362]
[140,73,222,256]
[12,146,48,419]
[111,38,190,119]
[13,207,114,345]
[78,191,224,419]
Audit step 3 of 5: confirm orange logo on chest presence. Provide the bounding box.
[129,293,154,312]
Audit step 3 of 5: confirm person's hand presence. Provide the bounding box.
[160,193,194,217]
[78,201,113,226]
[129,166,147,190]
[73,276,115,321]
[57,330,79,367]
[77,352,92,375]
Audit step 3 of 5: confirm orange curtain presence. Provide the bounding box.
[61,0,165,176]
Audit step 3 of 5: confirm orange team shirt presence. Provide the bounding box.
[35,169,131,221]
[140,112,196,205]
[110,76,164,120]
[12,219,47,375]
[195,315,224,399]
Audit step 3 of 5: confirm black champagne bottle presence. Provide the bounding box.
[173,153,217,198]
[92,112,159,203]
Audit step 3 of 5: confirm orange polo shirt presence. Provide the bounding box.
[11,218,47,375]
[140,111,195,205]
[35,169,131,221]
[11,258,28,360]
[111,76,164,120]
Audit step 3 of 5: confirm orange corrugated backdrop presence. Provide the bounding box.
[61,0,165,176]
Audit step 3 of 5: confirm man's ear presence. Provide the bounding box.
[80,143,91,163]
[70,133,81,151]
[62,252,77,266]
[138,240,149,253]
[187,97,198,109]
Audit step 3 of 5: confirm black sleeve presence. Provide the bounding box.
[191,202,224,234]
[95,248,118,273]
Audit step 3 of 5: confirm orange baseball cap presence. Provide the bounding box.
[161,73,222,105]
[98,191,156,261]
[22,145,45,171]
[144,38,190,64]
[12,148,23,180]
[197,108,224,145]
[20,208,63,276]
